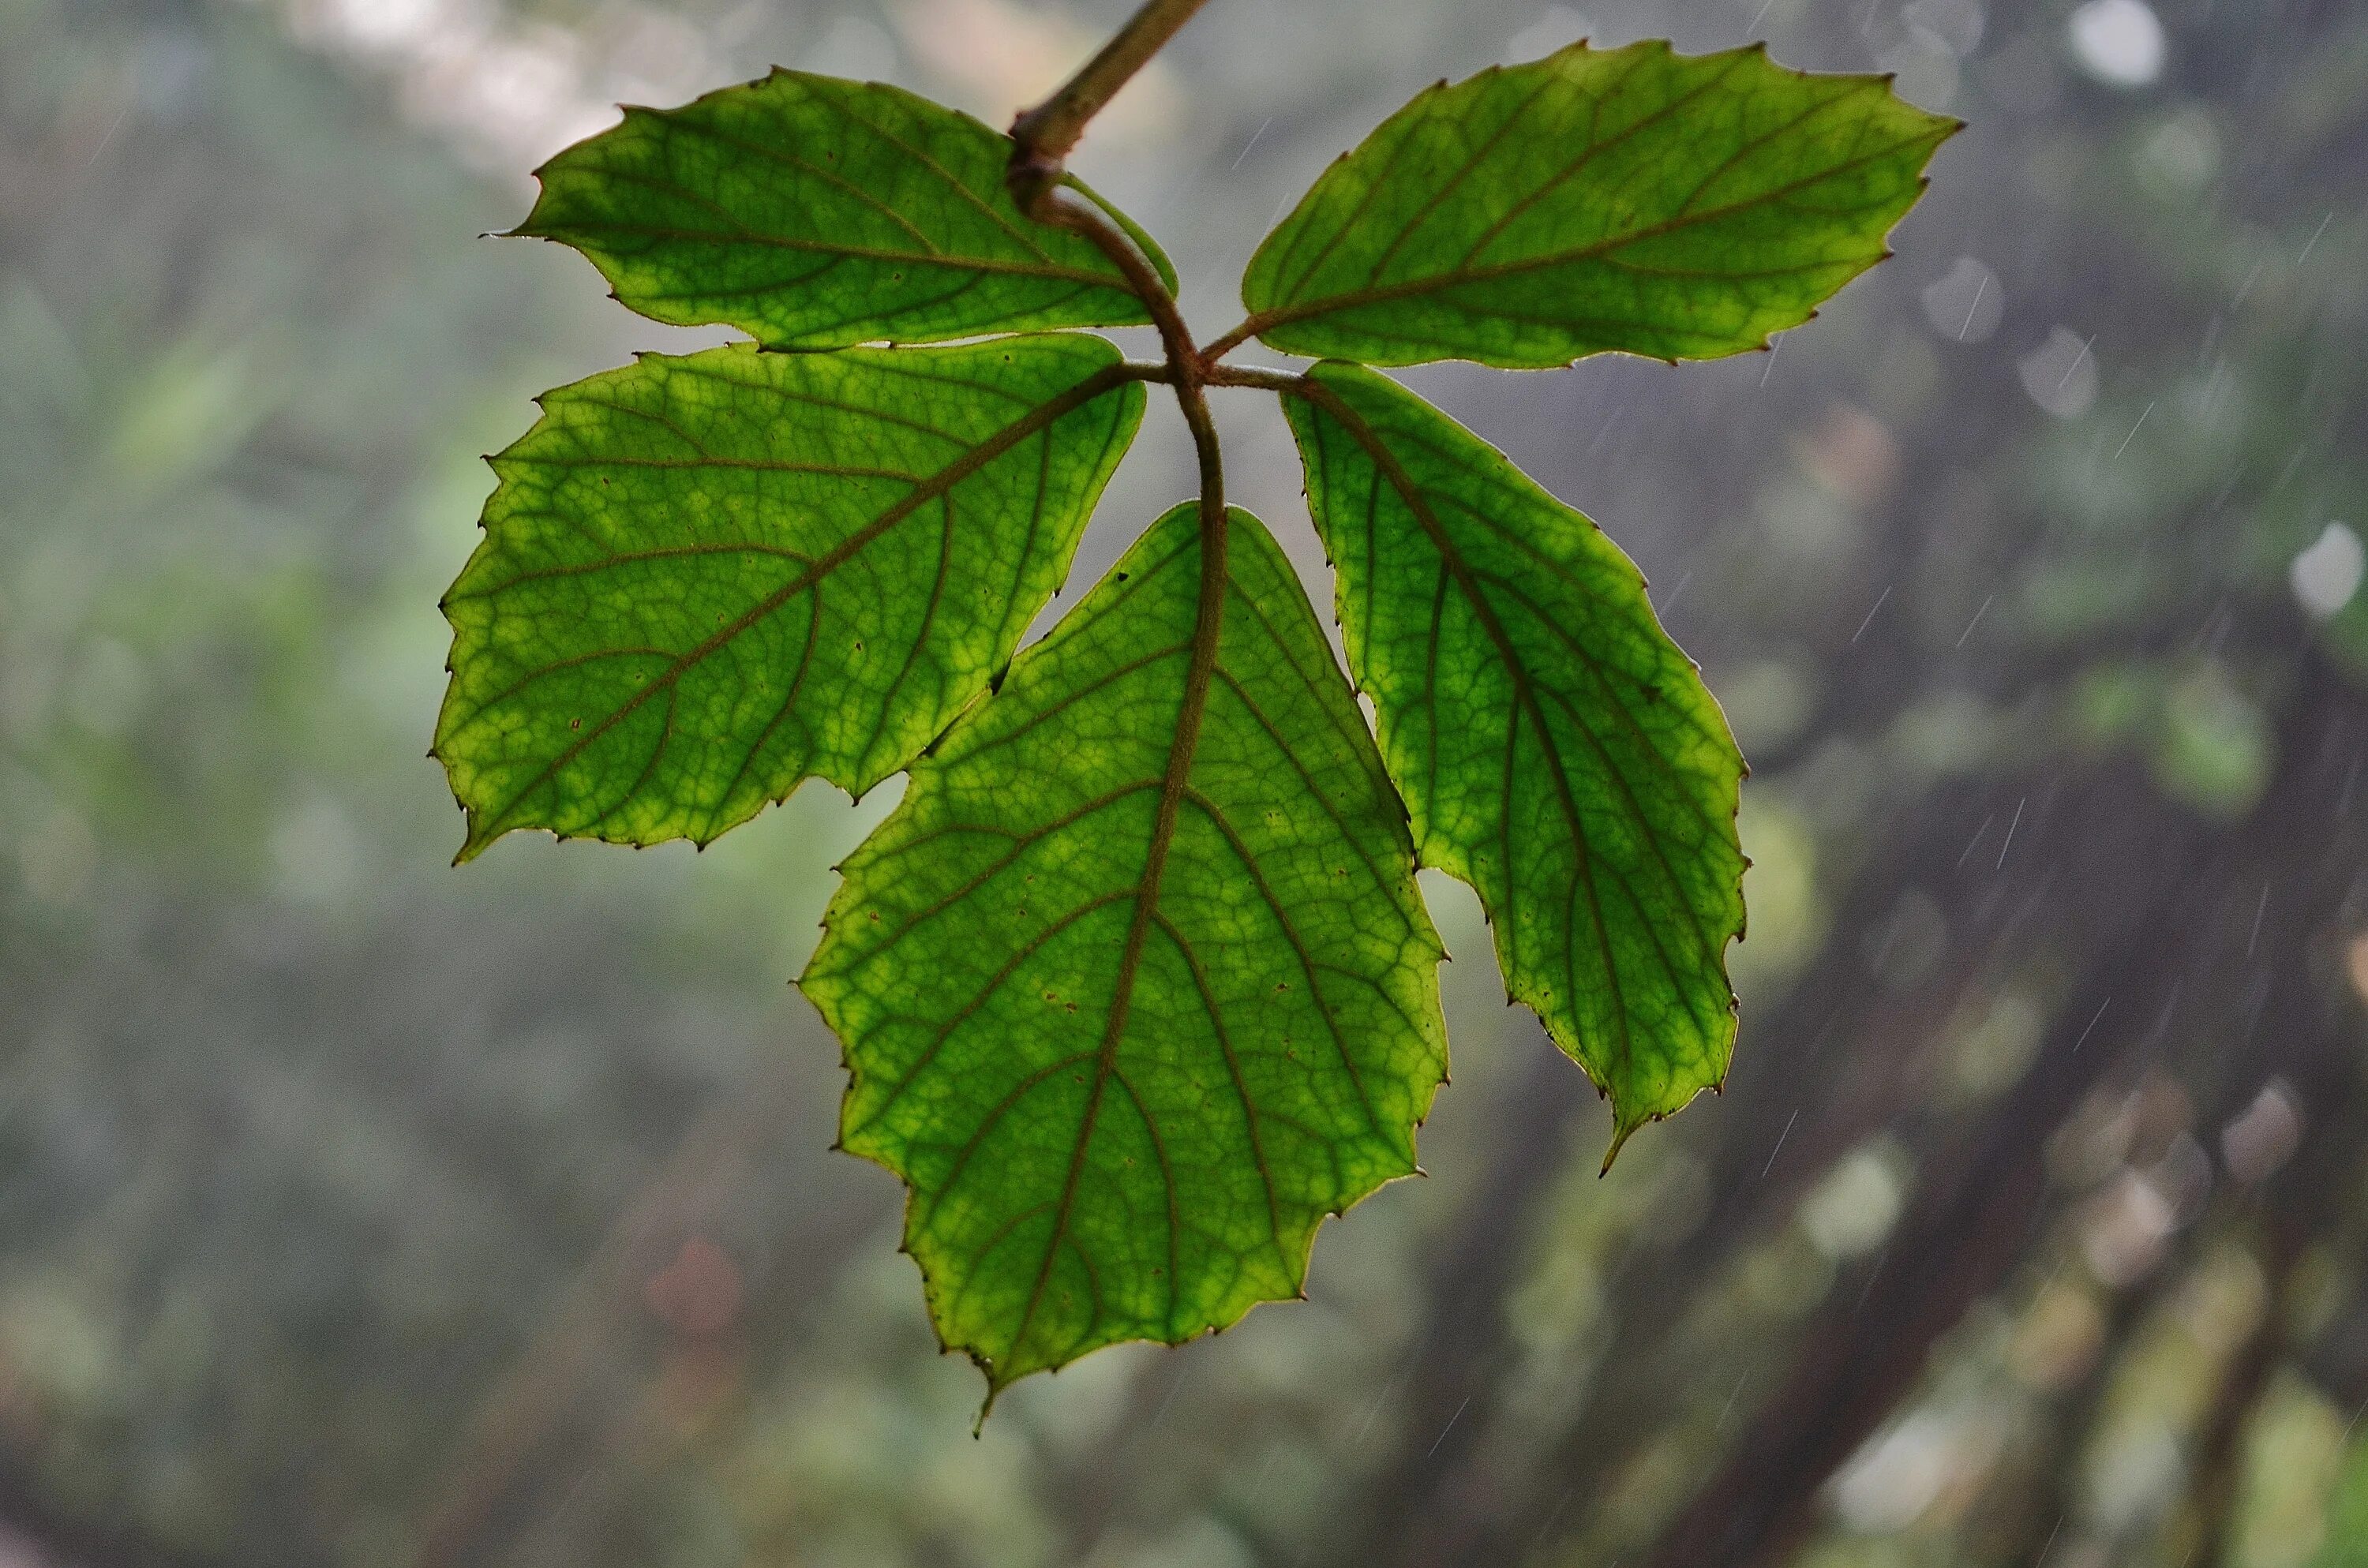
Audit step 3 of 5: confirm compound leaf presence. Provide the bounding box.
[1280,362,1744,1156]
[519,69,1177,349]
[804,503,1446,1396]
[436,334,1144,861]
[1239,39,1957,369]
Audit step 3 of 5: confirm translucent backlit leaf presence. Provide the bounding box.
[436,335,1144,860]
[804,504,1447,1395]
[518,69,1178,349]
[430,32,1961,1402]
[1238,40,1957,369]
[1280,361,1744,1155]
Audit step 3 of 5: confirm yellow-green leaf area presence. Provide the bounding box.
[436,335,1143,861]
[519,69,1178,349]
[804,503,1447,1396]
[1280,362,1743,1153]
[1241,40,1958,369]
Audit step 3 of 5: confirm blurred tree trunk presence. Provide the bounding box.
[1635,656,2368,1567]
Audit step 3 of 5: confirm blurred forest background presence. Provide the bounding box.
[2,0,2365,1564]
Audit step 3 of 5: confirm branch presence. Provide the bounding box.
[1008,0,1212,196]
[1005,70,1227,868]
[1030,188,1203,381]
[1202,364,1301,394]
[1002,2,1208,376]
[1197,316,1263,366]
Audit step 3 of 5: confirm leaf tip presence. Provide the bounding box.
[1599,1113,1650,1175]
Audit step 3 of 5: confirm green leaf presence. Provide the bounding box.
[1238,40,1957,369]
[518,69,1178,350]
[804,503,1446,1396]
[435,334,1145,861]
[1279,362,1744,1157]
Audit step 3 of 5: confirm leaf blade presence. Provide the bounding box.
[804,504,1446,1394]
[1280,362,1744,1149]
[1241,40,1957,369]
[436,335,1144,860]
[519,70,1178,349]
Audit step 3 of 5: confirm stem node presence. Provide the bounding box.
[1005,0,1212,182]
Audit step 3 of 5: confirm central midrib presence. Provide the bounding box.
[1242,126,1942,343]
[1007,499,1231,1377]
[1291,376,1643,1102]
[455,359,1150,859]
